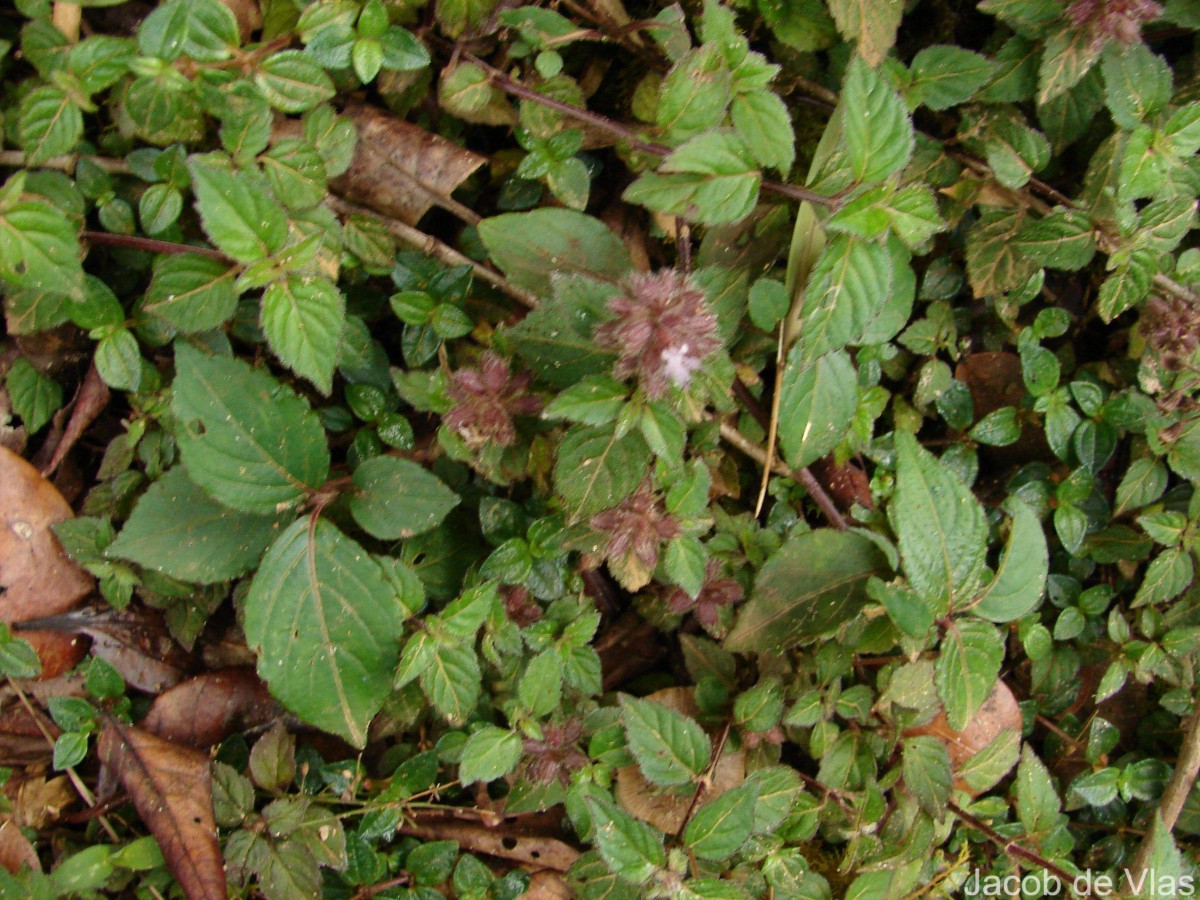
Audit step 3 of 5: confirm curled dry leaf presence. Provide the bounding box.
[282,101,485,225]
[141,668,276,749]
[614,687,745,834]
[9,774,74,831]
[402,817,580,873]
[97,719,225,900]
[0,446,93,675]
[38,362,109,477]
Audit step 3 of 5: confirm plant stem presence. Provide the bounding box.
[465,54,835,209]
[82,231,231,261]
[1126,708,1200,882]
[326,196,541,309]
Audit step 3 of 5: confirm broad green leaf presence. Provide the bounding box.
[935,618,1003,730]
[656,44,732,142]
[623,170,760,226]
[840,56,913,183]
[1114,458,1167,516]
[261,138,327,210]
[435,0,498,38]
[1097,250,1154,321]
[187,153,288,263]
[725,530,890,652]
[1101,42,1171,131]
[543,376,628,425]
[1015,746,1067,842]
[585,799,666,886]
[777,349,856,470]
[1013,209,1096,271]
[910,46,995,110]
[797,234,893,363]
[138,183,184,235]
[743,766,803,833]
[349,455,460,540]
[957,729,1020,794]
[255,51,336,112]
[5,357,62,434]
[971,500,1047,622]
[884,185,945,250]
[478,209,633,297]
[458,726,523,784]
[901,735,952,816]
[420,641,481,724]
[553,424,650,519]
[1037,26,1100,105]
[171,343,330,514]
[244,519,405,747]
[19,86,82,165]
[509,276,618,388]
[108,465,280,584]
[965,208,1038,298]
[683,783,757,861]
[260,275,346,394]
[731,90,795,171]
[142,253,238,333]
[826,0,902,66]
[620,694,710,787]
[95,329,143,392]
[890,432,987,611]
[0,200,85,300]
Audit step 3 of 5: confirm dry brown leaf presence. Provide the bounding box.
[97,719,225,900]
[614,687,745,834]
[0,817,40,874]
[10,775,75,830]
[38,362,109,477]
[524,870,573,899]
[24,607,191,693]
[320,101,486,225]
[400,819,580,873]
[141,668,276,748]
[0,446,93,677]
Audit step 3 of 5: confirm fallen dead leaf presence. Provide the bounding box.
[400,818,580,873]
[524,870,573,899]
[614,687,744,834]
[21,607,192,693]
[97,719,225,900]
[310,101,485,225]
[0,446,93,676]
[38,362,109,477]
[141,668,276,748]
[0,817,40,874]
[10,774,75,831]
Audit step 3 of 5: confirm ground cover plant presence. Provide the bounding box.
[0,0,1199,896]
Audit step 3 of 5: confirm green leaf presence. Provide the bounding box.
[910,46,995,110]
[826,0,902,66]
[777,349,856,470]
[725,530,890,652]
[1015,746,1067,842]
[971,500,1047,622]
[261,139,328,210]
[0,200,84,300]
[5,357,62,434]
[260,275,346,394]
[964,208,1038,299]
[623,169,760,226]
[1038,26,1100,105]
[935,618,1003,731]
[95,329,143,392]
[585,799,666,886]
[656,44,732,142]
[1097,250,1155,321]
[108,465,281,584]
[840,54,913,183]
[171,343,330,514]
[890,432,988,611]
[138,183,184,235]
[542,376,628,425]
[142,253,238,332]
[1013,209,1096,271]
[797,234,893,363]
[458,727,523,784]
[349,455,460,540]
[731,90,795,172]
[478,209,632,297]
[683,783,758,861]
[518,649,563,716]
[1101,42,1171,131]
[664,535,707,597]
[244,518,405,747]
[187,153,288,263]
[553,424,651,520]
[435,0,498,39]
[509,276,618,388]
[255,51,336,112]
[620,694,710,787]
[902,735,952,816]
[420,641,480,724]
[19,86,83,165]
[884,185,945,250]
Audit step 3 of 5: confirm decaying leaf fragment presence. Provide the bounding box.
[98,719,225,900]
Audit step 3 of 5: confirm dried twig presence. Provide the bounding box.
[1126,709,1200,882]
